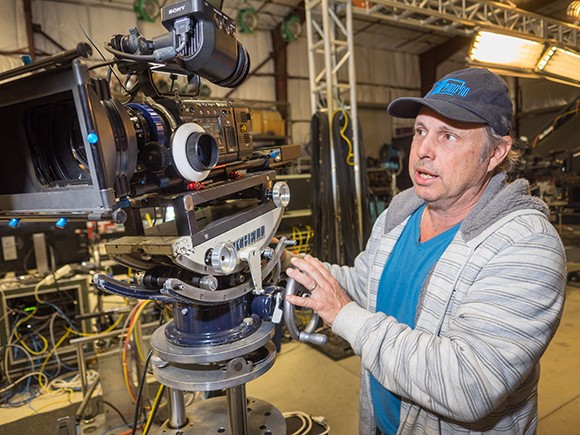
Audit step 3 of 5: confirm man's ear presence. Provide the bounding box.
[487,136,512,173]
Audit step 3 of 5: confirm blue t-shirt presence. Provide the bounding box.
[370,204,460,434]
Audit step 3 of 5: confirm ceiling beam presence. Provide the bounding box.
[353,0,580,49]
[22,0,36,61]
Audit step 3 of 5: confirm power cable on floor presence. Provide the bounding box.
[283,411,330,435]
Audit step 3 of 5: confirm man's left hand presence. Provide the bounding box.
[285,254,352,326]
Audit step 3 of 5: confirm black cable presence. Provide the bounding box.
[131,349,154,435]
[331,111,371,265]
[105,45,157,62]
[310,110,372,264]
[100,399,129,425]
[142,384,165,435]
[310,112,338,263]
[88,60,118,70]
[79,23,129,94]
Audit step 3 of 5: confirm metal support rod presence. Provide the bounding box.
[69,320,159,346]
[226,385,249,435]
[76,343,92,418]
[0,42,92,82]
[306,0,362,261]
[167,388,187,429]
[345,1,364,250]
[306,0,318,116]
[22,0,36,61]
[75,373,100,421]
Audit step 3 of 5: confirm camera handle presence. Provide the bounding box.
[283,277,328,346]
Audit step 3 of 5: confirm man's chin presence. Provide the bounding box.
[413,185,439,203]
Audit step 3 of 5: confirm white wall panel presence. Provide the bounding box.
[356,46,372,84]
[345,47,420,103]
[30,1,164,53]
[207,76,276,101]
[288,78,312,145]
[0,0,29,72]
[287,37,308,78]
[0,0,27,51]
[31,1,89,52]
[358,106,392,158]
[239,31,274,75]
[390,52,420,88]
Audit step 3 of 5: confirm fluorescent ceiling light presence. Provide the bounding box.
[468,31,545,70]
[537,46,580,84]
[568,1,580,19]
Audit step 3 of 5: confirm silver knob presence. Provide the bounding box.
[210,242,238,274]
[271,181,290,208]
[199,275,218,291]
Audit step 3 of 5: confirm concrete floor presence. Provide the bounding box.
[248,283,580,435]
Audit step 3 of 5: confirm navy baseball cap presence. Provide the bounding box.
[387,68,513,136]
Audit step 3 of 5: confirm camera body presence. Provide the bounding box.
[0,0,259,222]
[0,58,258,221]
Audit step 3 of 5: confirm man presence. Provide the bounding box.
[285,68,566,434]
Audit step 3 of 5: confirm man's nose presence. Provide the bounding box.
[414,134,436,159]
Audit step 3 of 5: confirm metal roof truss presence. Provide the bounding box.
[354,0,580,48]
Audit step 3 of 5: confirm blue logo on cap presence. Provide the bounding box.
[430,78,470,97]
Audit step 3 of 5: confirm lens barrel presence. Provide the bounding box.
[185,131,219,172]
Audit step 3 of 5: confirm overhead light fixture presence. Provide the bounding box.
[567,1,580,19]
[537,46,580,84]
[237,6,259,34]
[281,15,302,42]
[468,31,545,70]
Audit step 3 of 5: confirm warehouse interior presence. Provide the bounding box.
[1,0,580,434]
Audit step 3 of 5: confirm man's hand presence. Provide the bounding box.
[285,254,352,326]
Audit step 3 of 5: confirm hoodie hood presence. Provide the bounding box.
[384,173,549,242]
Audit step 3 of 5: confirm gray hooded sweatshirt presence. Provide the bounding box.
[328,173,566,434]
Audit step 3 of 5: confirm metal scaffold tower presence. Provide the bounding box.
[305,0,363,261]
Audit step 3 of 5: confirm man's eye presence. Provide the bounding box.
[444,133,456,141]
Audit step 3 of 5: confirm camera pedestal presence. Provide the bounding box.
[151,320,285,435]
[161,394,285,435]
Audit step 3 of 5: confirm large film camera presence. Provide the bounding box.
[0,1,323,434]
[0,0,254,220]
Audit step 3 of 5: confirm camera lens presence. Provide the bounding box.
[186,132,219,171]
[171,123,219,182]
[26,101,91,186]
[213,42,251,88]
